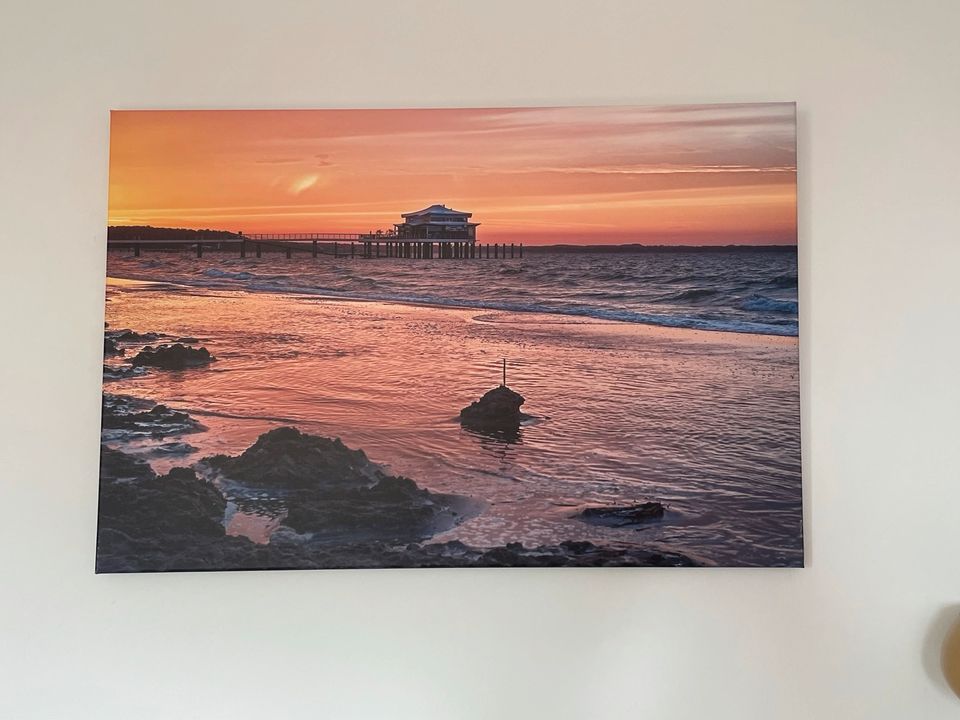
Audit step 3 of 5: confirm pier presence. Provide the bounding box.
[106,204,524,260]
[106,233,523,261]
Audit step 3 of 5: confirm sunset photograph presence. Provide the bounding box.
[97,103,801,572]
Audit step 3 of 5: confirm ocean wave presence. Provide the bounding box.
[739,295,798,314]
[768,273,798,289]
[110,270,799,337]
[660,288,719,302]
[202,268,255,280]
[107,251,799,338]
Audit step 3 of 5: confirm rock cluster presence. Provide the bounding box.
[101,393,204,438]
[130,343,215,370]
[95,429,698,573]
[107,329,161,342]
[97,448,228,572]
[576,502,666,527]
[459,385,526,432]
[103,337,123,356]
[204,427,473,542]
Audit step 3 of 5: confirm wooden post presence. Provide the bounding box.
[134,245,140,257]
[494,243,498,259]
[351,242,355,258]
[520,242,523,258]
[502,358,507,387]
[286,245,292,259]
[256,243,262,258]
[312,240,317,258]
[240,241,246,258]
[376,242,380,258]
[486,243,489,259]
[196,243,202,258]
[511,243,515,259]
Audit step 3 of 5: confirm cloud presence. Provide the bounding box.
[289,175,319,194]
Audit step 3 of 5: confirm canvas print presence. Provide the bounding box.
[97,103,801,572]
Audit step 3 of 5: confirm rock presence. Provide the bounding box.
[104,337,123,356]
[102,364,142,381]
[96,447,228,572]
[130,343,214,370]
[576,502,666,527]
[459,385,526,431]
[204,426,374,490]
[203,426,477,542]
[101,393,204,438]
[107,329,162,342]
[99,445,155,482]
[384,539,698,568]
[95,431,699,574]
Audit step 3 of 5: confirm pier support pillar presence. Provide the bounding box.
[256,244,262,258]
[286,246,292,259]
[511,243,515,259]
[312,240,317,258]
[520,243,523,258]
[134,245,140,257]
[351,242,355,258]
[376,242,380,258]
[196,243,203,258]
[240,241,246,258]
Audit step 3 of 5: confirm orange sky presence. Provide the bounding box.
[108,104,797,245]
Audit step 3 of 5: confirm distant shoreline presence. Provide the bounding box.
[520,243,797,254]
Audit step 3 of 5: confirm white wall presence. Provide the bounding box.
[1,1,959,717]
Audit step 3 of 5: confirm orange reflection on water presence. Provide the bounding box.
[103,274,801,566]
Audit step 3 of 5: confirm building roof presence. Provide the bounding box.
[401,204,472,219]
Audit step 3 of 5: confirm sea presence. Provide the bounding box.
[109,247,798,337]
[103,247,802,567]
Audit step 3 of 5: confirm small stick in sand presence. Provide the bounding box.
[502,358,507,387]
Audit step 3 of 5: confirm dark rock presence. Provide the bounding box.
[460,385,526,431]
[101,393,204,437]
[387,540,699,568]
[130,343,214,370]
[95,433,699,573]
[205,426,373,490]
[204,426,476,543]
[99,445,155,482]
[102,364,142,381]
[576,502,666,527]
[104,337,124,356]
[96,447,228,572]
[107,329,162,342]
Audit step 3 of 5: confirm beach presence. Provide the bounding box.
[102,251,802,568]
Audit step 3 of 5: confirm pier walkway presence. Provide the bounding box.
[107,232,523,260]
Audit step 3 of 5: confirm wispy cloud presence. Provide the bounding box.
[289,175,319,194]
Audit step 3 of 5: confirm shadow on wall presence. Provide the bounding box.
[922,604,960,700]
